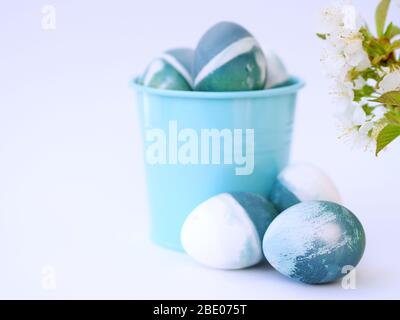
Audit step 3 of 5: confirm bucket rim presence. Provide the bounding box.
[131,76,305,99]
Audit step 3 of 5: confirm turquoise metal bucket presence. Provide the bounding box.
[132,77,304,251]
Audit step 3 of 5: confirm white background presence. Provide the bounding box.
[1,0,399,299]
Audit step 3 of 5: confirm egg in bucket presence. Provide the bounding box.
[132,22,305,251]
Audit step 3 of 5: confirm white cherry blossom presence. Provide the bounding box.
[379,69,400,93]
[320,1,399,152]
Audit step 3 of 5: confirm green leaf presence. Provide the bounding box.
[385,111,400,125]
[376,124,400,155]
[373,91,400,106]
[354,85,375,102]
[384,22,393,37]
[376,0,391,37]
[359,68,381,81]
[316,33,327,40]
[390,26,400,38]
[390,39,400,51]
[362,104,374,116]
[384,22,400,39]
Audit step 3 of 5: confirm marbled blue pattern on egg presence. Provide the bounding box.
[194,22,252,75]
[269,163,342,212]
[165,48,195,79]
[232,192,278,240]
[193,22,267,91]
[181,192,278,270]
[263,201,366,284]
[141,48,194,90]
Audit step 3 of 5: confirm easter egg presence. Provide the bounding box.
[265,51,290,88]
[269,163,341,212]
[193,22,267,91]
[181,192,278,269]
[263,201,366,284]
[141,48,194,90]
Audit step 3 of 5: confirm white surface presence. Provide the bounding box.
[1,0,400,299]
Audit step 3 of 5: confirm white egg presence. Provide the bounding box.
[181,192,278,270]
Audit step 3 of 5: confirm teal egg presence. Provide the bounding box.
[263,201,366,284]
[193,22,267,91]
[141,48,194,90]
[181,192,278,270]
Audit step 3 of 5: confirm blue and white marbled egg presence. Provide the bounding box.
[181,192,278,269]
[141,48,194,90]
[269,163,341,212]
[193,22,267,91]
[263,201,366,284]
[265,51,290,88]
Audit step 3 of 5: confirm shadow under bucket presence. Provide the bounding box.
[132,77,305,251]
